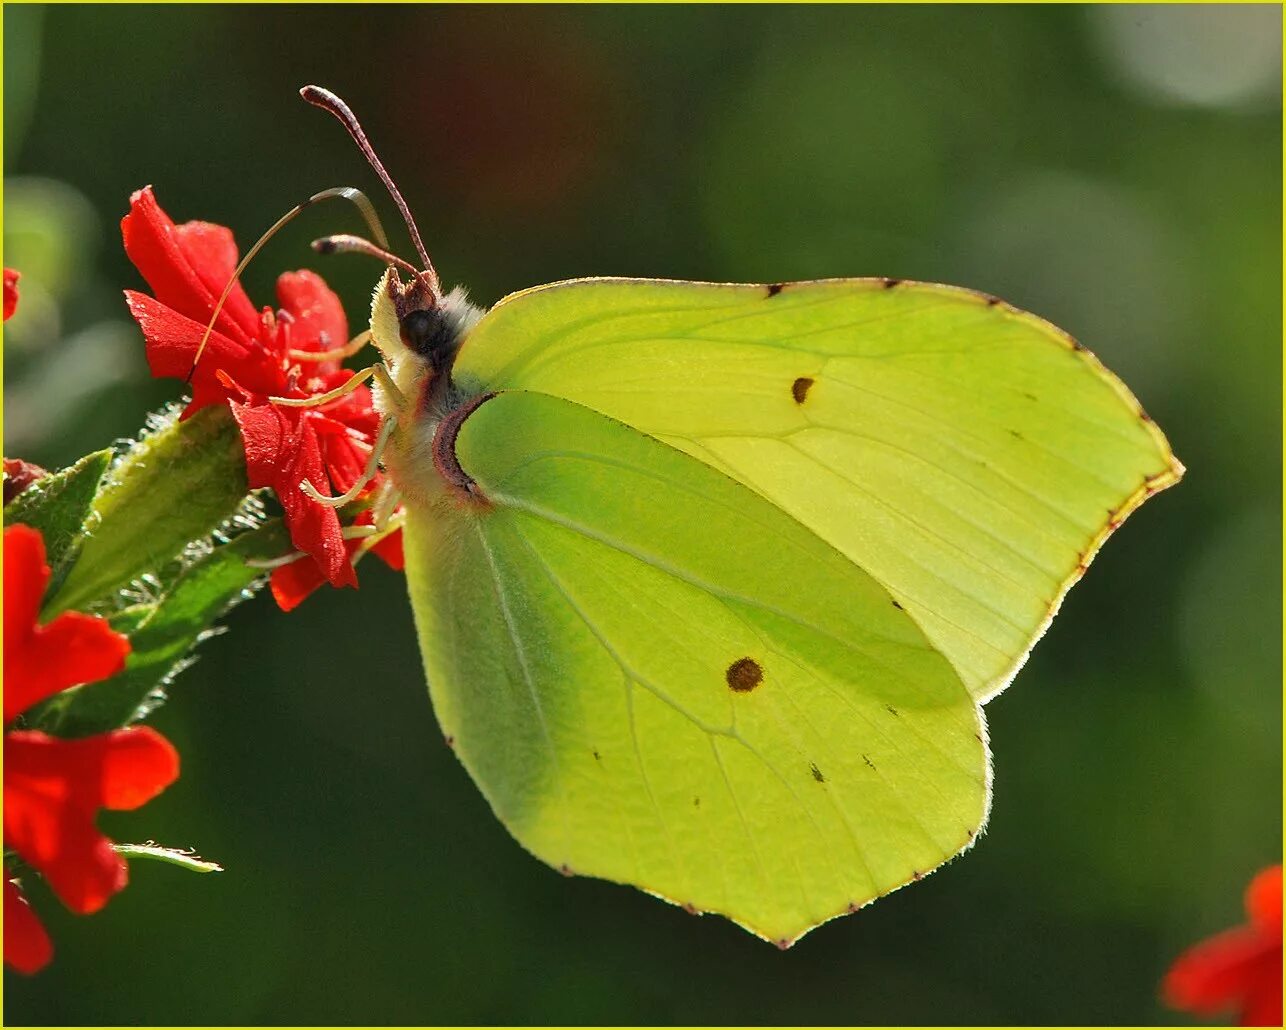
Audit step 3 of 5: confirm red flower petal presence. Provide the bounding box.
[4,879,52,975]
[1165,926,1276,1013]
[1164,866,1284,1027]
[4,268,19,321]
[269,516,404,611]
[125,290,287,417]
[121,187,259,346]
[230,400,357,589]
[4,525,46,663]
[3,526,131,723]
[1246,865,1282,930]
[3,728,179,914]
[276,270,349,367]
[269,551,341,612]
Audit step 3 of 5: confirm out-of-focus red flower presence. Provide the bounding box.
[4,526,131,724]
[4,880,52,975]
[1163,865,1282,1026]
[121,187,402,595]
[2,525,179,974]
[4,267,20,320]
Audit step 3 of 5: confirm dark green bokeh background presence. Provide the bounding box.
[4,4,1281,1025]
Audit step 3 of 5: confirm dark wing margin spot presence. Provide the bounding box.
[726,657,763,692]
[810,763,825,783]
[766,282,785,297]
[890,599,904,610]
[791,377,814,404]
[882,277,902,289]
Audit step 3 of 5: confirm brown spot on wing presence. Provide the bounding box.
[726,657,763,692]
[766,282,785,297]
[882,277,902,289]
[810,763,825,783]
[791,377,814,404]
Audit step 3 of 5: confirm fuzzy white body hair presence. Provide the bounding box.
[367,270,485,510]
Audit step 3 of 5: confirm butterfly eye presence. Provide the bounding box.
[399,308,454,367]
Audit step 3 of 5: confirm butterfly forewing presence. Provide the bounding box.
[451,279,1182,703]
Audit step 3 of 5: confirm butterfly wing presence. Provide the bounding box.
[405,389,985,944]
[451,278,1183,703]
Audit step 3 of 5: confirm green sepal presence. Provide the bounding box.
[27,519,291,736]
[49,404,250,616]
[3,448,113,595]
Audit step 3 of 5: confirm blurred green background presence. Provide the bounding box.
[3,4,1280,1025]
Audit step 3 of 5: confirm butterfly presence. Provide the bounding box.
[233,86,1182,947]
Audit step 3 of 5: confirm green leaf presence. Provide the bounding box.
[50,404,251,615]
[3,448,112,592]
[30,520,291,735]
[114,843,223,874]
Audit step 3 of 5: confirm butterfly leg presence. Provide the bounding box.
[269,364,379,408]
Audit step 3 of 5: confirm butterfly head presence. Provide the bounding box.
[370,267,482,407]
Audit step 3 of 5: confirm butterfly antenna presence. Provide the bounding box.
[312,234,421,276]
[299,85,440,294]
[188,186,392,382]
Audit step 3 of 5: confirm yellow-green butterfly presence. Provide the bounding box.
[289,86,1182,947]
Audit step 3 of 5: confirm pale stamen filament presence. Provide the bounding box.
[289,330,372,363]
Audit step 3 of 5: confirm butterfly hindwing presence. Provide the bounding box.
[404,389,986,944]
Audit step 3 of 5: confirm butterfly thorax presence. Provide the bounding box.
[368,267,487,509]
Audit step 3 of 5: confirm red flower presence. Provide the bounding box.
[3,525,179,974]
[121,187,401,596]
[1164,865,1282,1026]
[4,267,19,320]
